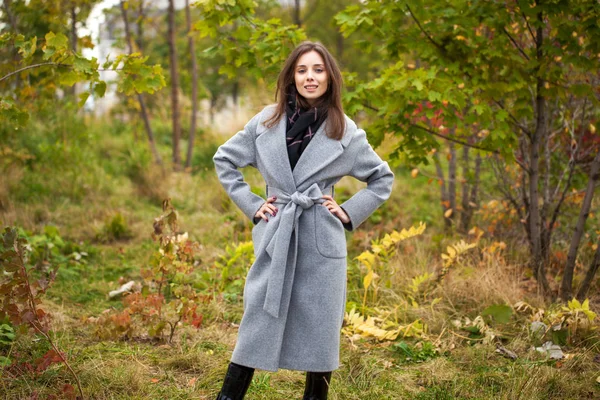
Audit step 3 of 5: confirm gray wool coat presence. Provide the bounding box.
[213,104,394,372]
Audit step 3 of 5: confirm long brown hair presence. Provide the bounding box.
[264,41,345,140]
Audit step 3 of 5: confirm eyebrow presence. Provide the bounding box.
[296,64,325,68]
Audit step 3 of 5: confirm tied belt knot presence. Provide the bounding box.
[260,182,332,318]
[290,191,315,210]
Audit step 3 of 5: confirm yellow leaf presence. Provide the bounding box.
[458,83,465,89]
[582,299,590,310]
[411,168,419,178]
[356,251,376,269]
[444,208,453,218]
[363,270,374,290]
[590,123,596,134]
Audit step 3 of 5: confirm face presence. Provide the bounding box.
[294,50,328,106]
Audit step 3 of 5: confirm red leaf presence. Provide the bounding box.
[35,349,63,373]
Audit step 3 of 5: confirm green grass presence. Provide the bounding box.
[1,114,600,399]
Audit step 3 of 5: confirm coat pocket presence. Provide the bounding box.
[314,204,348,259]
[251,219,267,258]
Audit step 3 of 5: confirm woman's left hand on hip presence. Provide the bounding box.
[321,195,350,224]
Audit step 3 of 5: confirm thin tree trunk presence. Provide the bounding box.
[433,151,451,232]
[336,32,344,59]
[577,236,600,301]
[468,152,482,225]
[3,0,21,92]
[120,0,162,165]
[293,0,301,26]
[448,135,457,228]
[184,0,198,169]
[136,0,145,53]
[562,150,600,300]
[69,3,77,97]
[232,81,239,107]
[459,145,471,233]
[530,15,551,296]
[168,0,182,169]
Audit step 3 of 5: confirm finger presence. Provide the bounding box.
[321,195,333,200]
[267,196,278,203]
[267,204,278,214]
[259,211,269,222]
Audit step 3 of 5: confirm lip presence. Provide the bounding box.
[304,85,318,91]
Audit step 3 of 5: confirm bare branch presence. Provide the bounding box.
[0,62,70,83]
[502,27,530,60]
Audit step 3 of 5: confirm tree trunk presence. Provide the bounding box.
[448,136,457,228]
[136,0,145,52]
[577,236,600,301]
[459,145,480,233]
[562,150,600,300]
[69,3,77,98]
[184,0,198,169]
[293,0,301,26]
[433,151,451,232]
[167,0,182,169]
[459,145,470,233]
[3,0,21,92]
[530,16,551,296]
[120,0,162,165]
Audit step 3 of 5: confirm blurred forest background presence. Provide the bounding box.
[1,0,600,398]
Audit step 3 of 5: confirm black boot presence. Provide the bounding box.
[302,371,332,400]
[216,362,255,400]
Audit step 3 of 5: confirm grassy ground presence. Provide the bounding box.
[1,113,599,399]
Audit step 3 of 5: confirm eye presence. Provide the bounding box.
[315,68,324,73]
[297,69,306,73]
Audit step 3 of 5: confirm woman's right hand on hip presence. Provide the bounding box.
[255,196,278,222]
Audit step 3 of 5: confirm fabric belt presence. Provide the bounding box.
[260,182,333,318]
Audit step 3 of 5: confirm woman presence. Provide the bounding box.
[212,41,394,400]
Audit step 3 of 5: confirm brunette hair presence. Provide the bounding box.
[264,41,345,140]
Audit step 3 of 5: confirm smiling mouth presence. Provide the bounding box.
[304,85,318,89]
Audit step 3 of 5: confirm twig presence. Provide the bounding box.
[502,27,530,61]
[0,62,69,83]
[410,124,499,153]
[448,329,485,341]
[16,245,85,399]
[405,4,446,54]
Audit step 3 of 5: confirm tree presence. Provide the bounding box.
[336,0,600,297]
[119,0,163,165]
[184,0,199,169]
[167,0,182,169]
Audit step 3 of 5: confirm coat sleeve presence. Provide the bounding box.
[339,129,394,231]
[213,111,266,224]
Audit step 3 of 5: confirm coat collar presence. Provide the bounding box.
[256,107,352,190]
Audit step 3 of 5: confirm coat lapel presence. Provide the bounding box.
[256,114,296,192]
[256,112,346,191]
[292,120,344,188]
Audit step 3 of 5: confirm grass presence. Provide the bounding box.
[1,113,600,399]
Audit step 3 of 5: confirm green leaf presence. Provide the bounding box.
[45,32,68,50]
[482,304,513,324]
[94,81,107,97]
[78,92,90,108]
[16,36,37,59]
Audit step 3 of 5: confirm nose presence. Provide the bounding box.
[306,70,314,81]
